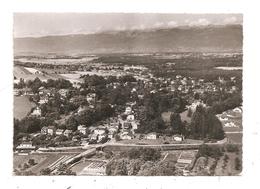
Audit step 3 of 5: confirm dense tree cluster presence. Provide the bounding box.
[211,93,242,114]
[65,103,114,131]
[106,148,164,176]
[197,144,224,159]
[188,105,225,140]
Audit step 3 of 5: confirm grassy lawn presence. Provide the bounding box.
[13,154,47,172]
[226,133,242,144]
[14,96,35,120]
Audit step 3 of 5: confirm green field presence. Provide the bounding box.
[14,96,35,120]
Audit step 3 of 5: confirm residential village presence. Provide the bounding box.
[13,53,243,176]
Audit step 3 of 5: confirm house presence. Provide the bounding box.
[90,133,98,141]
[41,126,48,135]
[64,129,73,137]
[120,132,133,140]
[173,135,184,142]
[98,133,107,142]
[39,96,48,104]
[55,129,64,136]
[127,114,135,121]
[47,126,56,135]
[16,141,36,151]
[145,132,158,140]
[86,93,96,103]
[94,128,106,135]
[125,107,132,114]
[72,136,80,142]
[233,107,242,113]
[77,125,88,135]
[58,89,69,98]
[31,106,41,116]
[122,122,132,130]
[131,121,139,130]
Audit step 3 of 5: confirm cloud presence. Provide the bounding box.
[115,26,126,31]
[131,24,145,30]
[224,16,237,24]
[167,21,178,27]
[154,22,164,28]
[188,18,210,26]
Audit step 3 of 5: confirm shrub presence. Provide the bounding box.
[226,144,239,153]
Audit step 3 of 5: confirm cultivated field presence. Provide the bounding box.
[13,153,80,175]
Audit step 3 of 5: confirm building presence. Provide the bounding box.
[125,107,132,114]
[93,128,106,135]
[58,89,69,98]
[64,129,73,137]
[127,114,135,121]
[120,132,133,140]
[173,135,184,142]
[98,133,107,142]
[31,106,41,116]
[41,126,48,135]
[122,121,132,130]
[16,141,36,152]
[86,93,96,103]
[145,132,158,140]
[77,125,88,135]
[90,133,98,141]
[47,126,56,135]
[131,121,139,130]
[56,129,64,136]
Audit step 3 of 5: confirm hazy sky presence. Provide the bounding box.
[14,13,242,38]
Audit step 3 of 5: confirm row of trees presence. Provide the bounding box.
[14,77,73,92]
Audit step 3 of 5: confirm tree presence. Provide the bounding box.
[114,159,128,175]
[106,159,128,176]
[170,113,182,134]
[235,157,241,171]
[190,105,225,140]
[141,148,161,161]
[28,159,36,166]
[40,168,51,175]
[23,163,29,170]
[114,134,121,141]
[187,108,193,117]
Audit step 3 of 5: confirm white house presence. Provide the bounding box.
[41,126,48,135]
[125,107,132,114]
[16,141,36,151]
[77,125,88,135]
[47,126,56,135]
[120,132,133,140]
[56,129,64,136]
[86,93,96,103]
[31,107,41,116]
[127,114,135,121]
[173,135,184,142]
[94,128,106,135]
[145,132,158,140]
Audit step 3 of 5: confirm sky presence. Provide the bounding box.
[13,13,243,38]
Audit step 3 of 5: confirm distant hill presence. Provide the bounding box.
[14,25,243,54]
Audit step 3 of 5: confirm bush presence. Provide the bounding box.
[28,158,36,166]
[235,157,242,171]
[226,144,239,153]
[197,144,223,159]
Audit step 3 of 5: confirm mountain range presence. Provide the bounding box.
[14,25,243,54]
